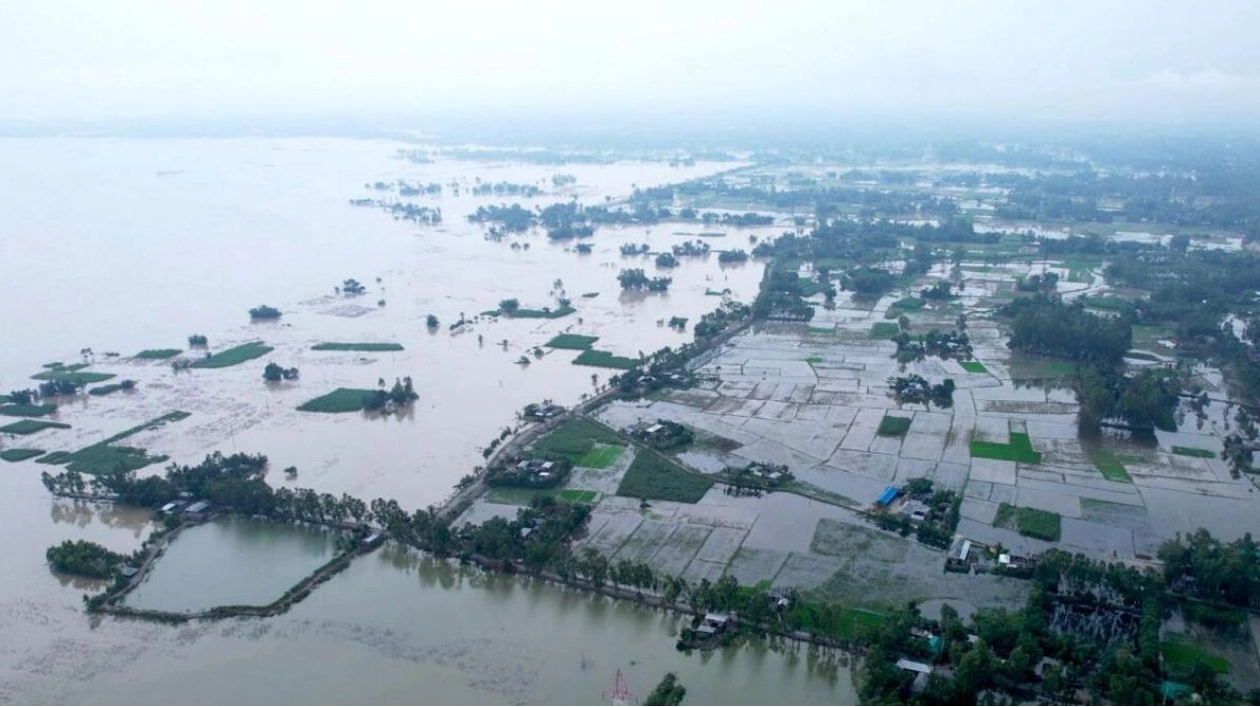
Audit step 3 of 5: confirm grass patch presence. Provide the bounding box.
[805,355,823,365]
[35,451,72,465]
[1009,356,1076,380]
[508,304,576,319]
[1084,295,1130,311]
[1171,446,1216,459]
[189,342,274,369]
[616,451,713,503]
[545,334,600,350]
[135,349,182,359]
[581,292,599,298]
[1,448,45,462]
[59,411,190,475]
[877,415,912,437]
[885,296,926,319]
[970,432,1042,464]
[30,370,116,385]
[88,383,133,396]
[556,489,599,504]
[297,388,378,413]
[1161,635,1231,676]
[1084,445,1133,483]
[311,342,405,352]
[0,419,71,435]
[576,443,625,469]
[572,349,639,370]
[0,403,57,417]
[994,503,1062,541]
[869,322,900,339]
[960,360,988,374]
[532,419,623,462]
[834,608,887,640]
[1132,324,1173,350]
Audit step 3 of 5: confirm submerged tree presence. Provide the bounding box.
[644,673,686,706]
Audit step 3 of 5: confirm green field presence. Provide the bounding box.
[833,608,887,640]
[189,342,274,369]
[1171,446,1216,459]
[959,360,988,374]
[509,304,576,319]
[1009,357,1076,380]
[135,349,182,359]
[870,322,900,339]
[971,431,1042,464]
[0,448,45,462]
[572,349,639,370]
[616,451,713,503]
[1161,635,1231,676]
[556,489,600,504]
[0,403,57,417]
[1085,445,1133,483]
[1131,324,1174,350]
[532,419,623,462]
[877,415,912,437]
[994,503,1062,541]
[30,370,116,385]
[88,383,129,396]
[311,342,405,352]
[34,451,72,465]
[1084,295,1130,311]
[545,334,600,350]
[576,443,625,469]
[0,419,71,435]
[297,388,378,413]
[57,411,190,475]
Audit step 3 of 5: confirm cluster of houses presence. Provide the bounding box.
[946,536,1037,575]
[158,497,212,519]
[514,458,559,482]
[522,401,565,421]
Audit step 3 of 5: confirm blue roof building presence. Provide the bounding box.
[876,485,899,506]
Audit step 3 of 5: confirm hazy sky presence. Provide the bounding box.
[2,0,1258,127]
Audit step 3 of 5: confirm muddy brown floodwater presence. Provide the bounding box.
[0,138,855,703]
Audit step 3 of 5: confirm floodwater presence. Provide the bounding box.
[28,546,857,704]
[123,516,336,613]
[0,137,825,704]
[0,137,769,507]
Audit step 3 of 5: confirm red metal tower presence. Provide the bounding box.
[603,668,637,706]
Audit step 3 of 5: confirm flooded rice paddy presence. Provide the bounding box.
[0,137,860,704]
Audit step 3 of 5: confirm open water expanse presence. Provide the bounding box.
[0,138,857,703]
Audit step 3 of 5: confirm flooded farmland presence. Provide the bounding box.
[0,137,848,704]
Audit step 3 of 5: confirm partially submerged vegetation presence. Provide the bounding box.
[0,419,71,435]
[616,451,712,503]
[188,342,274,369]
[1,448,45,462]
[311,342,404,352]
[135,349,182,359]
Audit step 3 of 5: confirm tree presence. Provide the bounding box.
[426,314,439,328]
[644,673,686,706]
[499,298,520,314]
